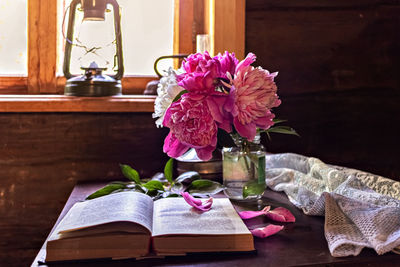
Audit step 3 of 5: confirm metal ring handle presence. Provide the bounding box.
[154,54,189,78]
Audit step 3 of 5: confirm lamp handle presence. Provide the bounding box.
[109,0,124,80]
[153,54,188,78]
[63,0,80,79]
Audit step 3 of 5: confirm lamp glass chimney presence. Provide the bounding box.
[68,0,116,75]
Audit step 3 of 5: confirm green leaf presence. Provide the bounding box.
[265,126,300,137]
[164,158,174,184]
[175,171,201,184]
[142,180,164,191]
[272,118,287,124]
[86,182,127,200]
[120,164,141,184]
[217,128,236,148]
[163,192,180,198]
[188,179,225,196]
[146,189,164,199]
[242,180,266,199]
[190,179,214,188]
[172,90,188,102]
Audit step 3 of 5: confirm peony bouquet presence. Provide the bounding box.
[153,51,290,161]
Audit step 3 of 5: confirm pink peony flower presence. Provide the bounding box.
[214,51,239,80]
[225,53,281,140]
[176,51,222,94]
[205,92,232,133]
[163,94,218,161]
[159,51,283,161]
[235,52,256,72]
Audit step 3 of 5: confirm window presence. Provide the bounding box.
[0,0,27,75]
[0,0,244,98]
[0,0,27,94]
[58,0,175,76]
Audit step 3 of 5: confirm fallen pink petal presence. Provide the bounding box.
[182,192,202,206]
[266,207,296,222]
[238,206,295,223]
[181,192,213,212]
[238,206,271,219]
[250,224,284,238]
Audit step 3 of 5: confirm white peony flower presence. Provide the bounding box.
[152,67,185,128]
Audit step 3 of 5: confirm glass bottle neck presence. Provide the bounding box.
[231,133,261,146]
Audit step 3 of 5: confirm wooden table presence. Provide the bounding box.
[32,182,400,266]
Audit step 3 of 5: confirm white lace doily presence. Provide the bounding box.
[265,153,400,257]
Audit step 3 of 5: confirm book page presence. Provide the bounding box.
[152,198,250,236]
[56,191,154,235]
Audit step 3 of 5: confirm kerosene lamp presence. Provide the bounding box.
[63,0,124,96]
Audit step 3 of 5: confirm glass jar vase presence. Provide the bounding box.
[222,134,266,201]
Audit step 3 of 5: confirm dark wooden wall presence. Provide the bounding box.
[0,113,168,266]
[1,1,400,266]
[247,0,400,179]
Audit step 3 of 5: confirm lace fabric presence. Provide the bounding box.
[265,153,400,257]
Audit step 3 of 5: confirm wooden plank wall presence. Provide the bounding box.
[0,113,168,266]
[246,0,400,179]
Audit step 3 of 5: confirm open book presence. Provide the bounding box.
[46,191,254,262]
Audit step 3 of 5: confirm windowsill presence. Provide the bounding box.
[0,95,155,113]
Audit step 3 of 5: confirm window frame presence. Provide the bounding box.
[0,0,245,110]
[0,0,171,95]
